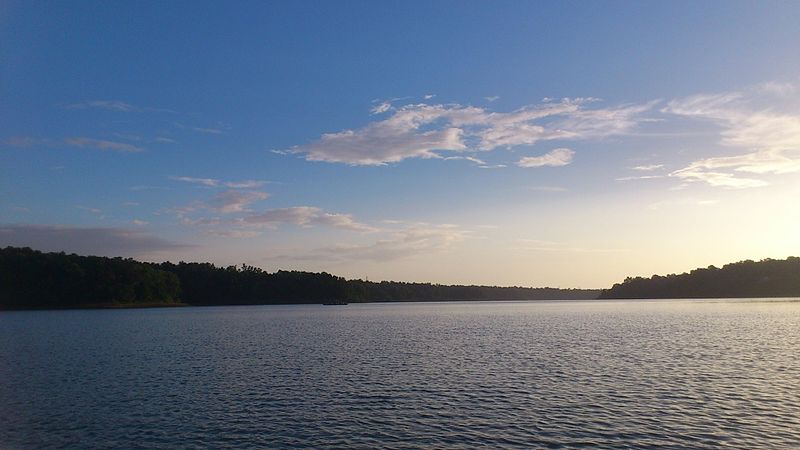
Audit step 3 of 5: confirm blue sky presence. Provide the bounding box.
[3,1,800,287]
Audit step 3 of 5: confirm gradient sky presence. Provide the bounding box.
[2,1,800,288]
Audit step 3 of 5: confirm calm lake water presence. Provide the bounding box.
[1,299,799,448]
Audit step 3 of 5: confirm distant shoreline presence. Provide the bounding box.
[0,302,191,311]
[5,296,800,312]
[4,247,800,311]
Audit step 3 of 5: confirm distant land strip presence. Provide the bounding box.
[599,257,800,299]
[3,247,799,310]
[0,247,597,310]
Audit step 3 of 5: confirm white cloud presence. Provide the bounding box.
[281,224,469,262]
[632,164,664,171]
[171,176,269,189]
[64,100,177,113]
[172,176,220,187]
[170,190,270,221]
[370,102,392,114]
[485,96,500,102]
[288,98,653,165]
[664,84,800,188]
[65,137,144,152]
[209,190,270,213]
[517,148,575,168]
[442,155,488,165]
[189,126,224,134]
[241,206,376,232]
[175,123,228,134]
[616,175,664,181]
[293,112,467,165]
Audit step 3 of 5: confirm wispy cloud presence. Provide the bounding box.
[176,122,229,134]
[241,206,377,232]
[664,83,800,188]
[440,155,505,169]
[112,133,177,144]
[171,176,269,189]
[3,137,53,148]
[370,102,392,115]
[0,224,190,257]
[616,175,665,182]
[287,98,653,165]
[189,126,225,134]
[174,190,270,216]
[271,223,468,262]
[64,100,177,113]
[517,148,575,168]
[65,137,144,152]
[5,136,145,152]
[632,164,664,171]
[209,190,270,213]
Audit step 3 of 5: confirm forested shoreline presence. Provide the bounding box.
[599,257,800,299]
[0,247,598,309]
[5,247,800,310]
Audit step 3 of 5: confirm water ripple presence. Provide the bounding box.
[1,299,799,448]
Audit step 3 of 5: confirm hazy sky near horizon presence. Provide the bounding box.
[3,1,800,287]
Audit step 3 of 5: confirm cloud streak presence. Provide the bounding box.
[0,224,190,257]
[171,176,269,189]
[4,137,145,152]
[288,98,653,165]
[209,190,271,213]
[269,223,468,262]
[241,207,377,232]
[517,148,575,168]
[65,137,144,152]
[664,85,800,188]
[64,100,177,113]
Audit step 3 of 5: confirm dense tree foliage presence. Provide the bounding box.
[0,247,598,309]
[158,262,350,305]
[0,247,181,308]
[345,279,597,302]
[600,257,800,299]
[156,261,598,304]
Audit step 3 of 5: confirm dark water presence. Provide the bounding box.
[1,300,799,449]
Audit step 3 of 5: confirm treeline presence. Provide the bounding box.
[0,247,599,309]
[0,246,181,309]
[600,257,800,299]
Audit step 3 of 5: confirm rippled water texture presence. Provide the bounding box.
[1,300,799,448]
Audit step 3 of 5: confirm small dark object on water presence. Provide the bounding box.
[322,301,349,305]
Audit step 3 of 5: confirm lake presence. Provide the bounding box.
[1,299,799,448]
